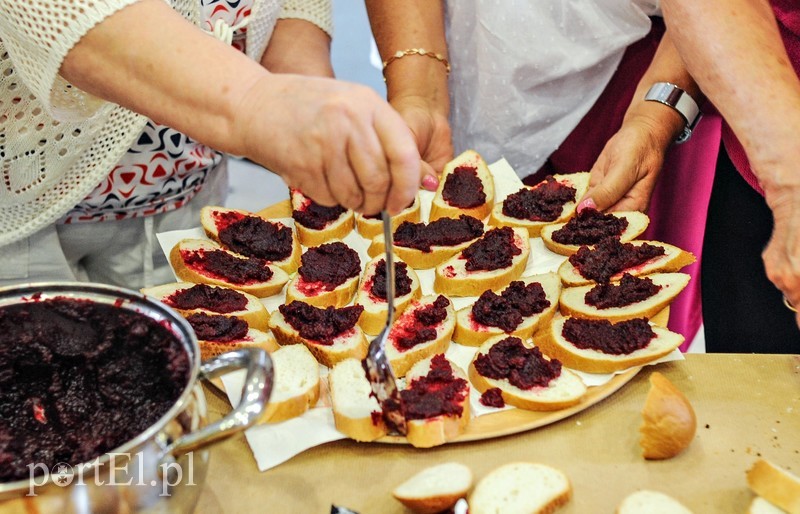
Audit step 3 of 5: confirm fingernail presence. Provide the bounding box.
[422,174,439,191]
[577,198,597,212]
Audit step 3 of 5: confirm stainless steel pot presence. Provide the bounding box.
[0,282,273,513]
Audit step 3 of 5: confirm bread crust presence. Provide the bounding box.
[285,274,359,308]
[429,149,495,222]
[540,210,650,256]
[369,235,478,270]
[356,255,422,335]
[198,328,278,361]
[747,459,800,514]
[639,372,696,460]
[392,462,473,514]
[355,195,421,240]
[291,189,354,247]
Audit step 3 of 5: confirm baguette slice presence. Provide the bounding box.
[355,255,422,335]
[290,189,354,247]
[453,273,561,347]
[747,459,800,514]
[170,238,289,298]
[750,497,790,514]
[468,336,587,411]
[392,462,473,514]
[200,205,301,273]
[328,358,388,441]
[469,462,571,514]
[261,344,320,424]
[185,312,279,361]
[430,149,495,222]
[559,273,690,323]
[539,316,684,374]
[285,242,362,308]
[541,210,650,256]
[489,172,590,237]
[616,490,693,514]
[198,328,278,361]
[355,194,421,240]
[386,295,455,377]
[558,240,696,287]
[434,227,530,297]
[141,282,270,331]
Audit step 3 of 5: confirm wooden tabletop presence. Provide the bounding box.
[199,354,800,513]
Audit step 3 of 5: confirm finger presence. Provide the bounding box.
[372,105,422,214]
[325,138,364,211]
[420,160,440,191]
[346,116,391,216]
[279,169,338,207]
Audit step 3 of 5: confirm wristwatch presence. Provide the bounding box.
[644,82,702,144]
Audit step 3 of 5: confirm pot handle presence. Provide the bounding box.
[164,348,273,457]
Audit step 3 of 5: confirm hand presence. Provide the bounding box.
[762,184,800,328]
[390,94,453,181]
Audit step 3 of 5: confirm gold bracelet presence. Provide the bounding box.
[381,48,450,79]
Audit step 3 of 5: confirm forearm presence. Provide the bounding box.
[261,19,334,77]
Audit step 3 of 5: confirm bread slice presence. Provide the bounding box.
[489,172,590,237]
[197,327,278,361]
[538,316,685,374]
[328,358,388,441]
[169,238,289,298]
[640,372,696,460]
[260,344,320,424]
[747,459,800,514]
[385,295,456,377]
[429,149,495,222]
[141,282,270,331]
[558,239,696,287]
[434,227,530,297]
[453,273,561,347]
[541,210,650,256]
[290,188,354,247]
[200,205,301,273]
[468,336,587,411]
[355,194,421,240]
[469,462,572,514]
[392,462,473,514]
[559,273,690,323]
[355,255,422,335]
[185,312,279,361]
[285,242,362,308]
[616,490,693,514]
[750,497,791,514]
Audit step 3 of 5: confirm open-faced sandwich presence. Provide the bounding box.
[385,294,456,377]
[430,149,495,222]
[540,207,649,256]
[355,255,422,335]
[285,241,361,308]
[184,311,277,360]
[290,188,354,246]
[355,194,421,240]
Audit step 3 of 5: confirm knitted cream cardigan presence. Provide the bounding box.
[0,0,331,246]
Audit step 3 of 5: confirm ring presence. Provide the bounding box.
[784,296,798,313]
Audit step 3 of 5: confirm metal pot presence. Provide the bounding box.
[0,282,273,513]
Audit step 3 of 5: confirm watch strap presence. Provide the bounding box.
[644,82,702,144]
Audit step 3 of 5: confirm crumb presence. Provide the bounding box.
[705,424,710,429]
[757,452,762,457]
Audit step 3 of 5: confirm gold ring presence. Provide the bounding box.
[784,295,798,313]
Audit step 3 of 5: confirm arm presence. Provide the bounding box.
[261,19,334,77]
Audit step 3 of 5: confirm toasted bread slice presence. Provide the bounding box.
[453,273,561,347]
[285,242,362,308]
[489,172,590,237]
[434,227,530,297]
[200,205,301,274]
[392,462,473,514]
[169,239,289,298]
[329,358,388,441]
[616,490,693,514]
[747,459,800,514]
[290,189,354,246]
[469,462,572,514]
[261,344,320,424]
[385,295,455,377]
[355,255,422,335]
[541,210,650,256]
[355,195,421,240]
[430,150,495,222]
[539,316,685,374]
[559,273,690,323]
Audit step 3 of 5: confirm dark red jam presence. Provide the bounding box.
[441,166,486,208]
[479,387,506,408]
[394,215,484,252]
[0,298,190,482]
[551,208,628,245]
[297,242,361,289]
[501,176,577,221]
[279,301,363,343]
[183,248,273,285]
[400,354,468,420]
[473,337,562,390]
[568,238,666,284]
[369,259,412,300]
[585,273,661,309]
[293,199,347,230]
[391,296,450,351]
[186,312,248,342]
[472,281,550,332]
[166,284,248,313]
[562,317,655,355]
[463,227,521,272]
[217,213,294,262]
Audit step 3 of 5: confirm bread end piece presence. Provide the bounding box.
[392,462,473,514]
[747,459,800,514]
[640,371,696,460]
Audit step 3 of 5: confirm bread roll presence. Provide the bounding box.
[639,372,696,460]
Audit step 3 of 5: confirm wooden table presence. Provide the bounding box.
[199,354,800,513]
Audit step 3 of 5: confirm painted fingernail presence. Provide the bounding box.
[422,174,439,191]
[577,198,597,212]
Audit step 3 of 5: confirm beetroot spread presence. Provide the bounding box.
[167,284,248,313]
[292,199,346,230]
[472,281,550,332]
[551,208,628,245]
[186,312,248,342]
[585,273,661,309]
[463,227,521,272]
[297,242,360,290]
[391,296,450,351]
[473,337,562,390]
[400,354,468,420]
[502,176,576,221]
[183,248,273,285]
[369,259,412,300]
[568,238,665,283]
[393,215,484,252]
[217,214,293,262]
[479,387,505,408]
[279,301,363,343]
[562,317,655,354]
[0,298,190,482]
[441,166,486,208]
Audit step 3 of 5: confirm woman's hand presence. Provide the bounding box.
[390,94,454,182]
[763,182,800,326]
